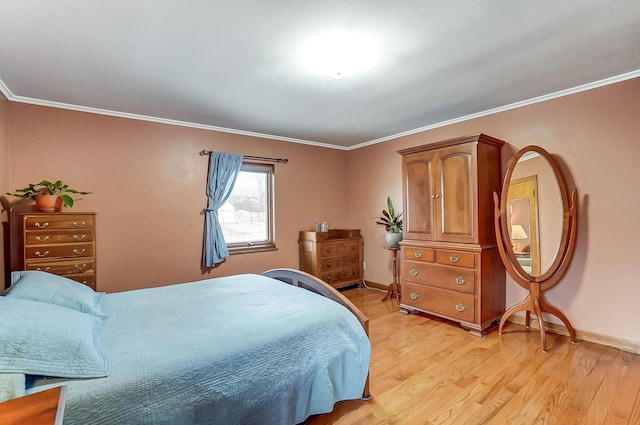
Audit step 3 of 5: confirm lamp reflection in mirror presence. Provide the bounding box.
[510,224,528,252]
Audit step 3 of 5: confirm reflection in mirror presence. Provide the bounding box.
[507,153,562,277]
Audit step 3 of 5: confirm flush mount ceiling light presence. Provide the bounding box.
[300,29,379,79]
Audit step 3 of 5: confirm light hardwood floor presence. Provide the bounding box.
[305,287,640,425]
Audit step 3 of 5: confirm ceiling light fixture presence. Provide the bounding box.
[300,29,378,79]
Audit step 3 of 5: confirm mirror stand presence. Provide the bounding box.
[497,276,577,352]
[493,145,579,352]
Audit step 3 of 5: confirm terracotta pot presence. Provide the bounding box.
[35,194,63,212]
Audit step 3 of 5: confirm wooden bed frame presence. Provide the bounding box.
[262,268,371,399]
[0,386,66,425]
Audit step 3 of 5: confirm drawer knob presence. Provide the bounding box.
[36,267,51,272]
[73,221,86,228]
[35,236,50,242]
[410,269,418,277]
[455,276,466,285]
[455,303,466,312]
[410,292,419,300]
[414,251,423,258]
[73,248,86,255]
[450,255,459,263]
[35,251,49,257]
[35,222,49,229]
[74,263,87,270]
[73,234,87,241]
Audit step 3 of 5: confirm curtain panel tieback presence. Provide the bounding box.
[202,152,244,268]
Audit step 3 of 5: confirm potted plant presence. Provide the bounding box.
[376,196,403,247]
[6,180,92,212]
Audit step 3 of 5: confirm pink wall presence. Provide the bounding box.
[347,77,640,344]
[3,104,350,292]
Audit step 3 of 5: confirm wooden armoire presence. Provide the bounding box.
[398,133,506,336]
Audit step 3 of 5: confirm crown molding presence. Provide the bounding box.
[0,85,342,150]
[346,69,640,150]
[1,69,639,151]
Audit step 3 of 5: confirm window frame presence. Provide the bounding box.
[224,161,277,255]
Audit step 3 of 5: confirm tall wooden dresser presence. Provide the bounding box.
[398,133,506,336]
[18,212,97,290]
[298,229,363,290]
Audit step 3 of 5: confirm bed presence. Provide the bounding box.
[0,268,371,425]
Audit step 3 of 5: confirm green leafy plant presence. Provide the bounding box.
[6,180,92,210]
[376,196,403,233]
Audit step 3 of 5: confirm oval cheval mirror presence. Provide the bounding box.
[493,145,578,352]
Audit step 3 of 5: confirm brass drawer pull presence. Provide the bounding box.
[455,276,466,285]
[73,221,86,228]
[36,267,51,272]
[35,251,49,257]
[414,251,423,258]
[73,234,87,241]
[410,269,418,277]
[410,292,419,300]
[35,236,50,242]
[455,303,466,312]
[74,263,87,270]
[450,255,459,263]
[73,248,86,255]
[35,222,49,229]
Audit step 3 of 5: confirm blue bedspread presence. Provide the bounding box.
[31,274,370,424]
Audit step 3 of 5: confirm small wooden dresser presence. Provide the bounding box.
[298,229,363,289]
[19,212,97,290]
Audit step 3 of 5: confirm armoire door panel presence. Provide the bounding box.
[404,156,435,239]
[439,150,474,242]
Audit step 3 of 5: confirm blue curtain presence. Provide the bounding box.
[202,152,244,267]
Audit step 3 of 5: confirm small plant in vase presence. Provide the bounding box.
[6,180,92,212]
[376,196,403,247]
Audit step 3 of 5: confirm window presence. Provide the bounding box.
[219,162,276,254]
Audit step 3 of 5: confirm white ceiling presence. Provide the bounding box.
[1,0,639,149]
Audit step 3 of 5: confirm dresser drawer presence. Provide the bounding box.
[25,242,94,260]
[25,230,94,245]
[24,215,95,231]
[25,259,96,275]
[403,282,475,322]
[320,267,360,285]
[403,262,475,294]
[320,241,360,257]
[320,254,359,271]
[62,272,95,290]
[403,247,435,263]
[436,250,475,268]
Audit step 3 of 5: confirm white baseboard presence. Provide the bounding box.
[507,315,640,355]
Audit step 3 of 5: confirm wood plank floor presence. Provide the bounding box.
[304,287,640,425]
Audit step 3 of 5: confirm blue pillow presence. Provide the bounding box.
[6,271,104,317]
[0,297,110,378]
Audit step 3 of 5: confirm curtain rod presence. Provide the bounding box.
[199,150,288,164]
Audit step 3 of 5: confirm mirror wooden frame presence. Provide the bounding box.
[493,145,578,352]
